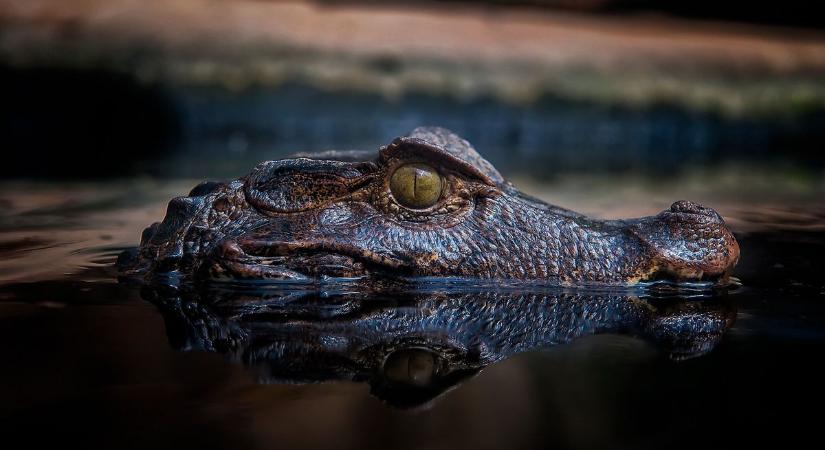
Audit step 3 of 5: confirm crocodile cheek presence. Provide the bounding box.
[318,204,356,228]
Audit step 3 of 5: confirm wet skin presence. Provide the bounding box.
[118,127,740,285]
[145,287,736,408]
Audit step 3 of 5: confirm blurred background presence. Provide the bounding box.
[2,0,824,180]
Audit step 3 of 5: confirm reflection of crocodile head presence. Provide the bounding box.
[143,287,736,408]
[120,127,739,285]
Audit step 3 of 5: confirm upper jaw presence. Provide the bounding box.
[191,198,739,286]
[628,201,740,283]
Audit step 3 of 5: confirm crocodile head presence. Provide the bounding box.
[118,127,739,285]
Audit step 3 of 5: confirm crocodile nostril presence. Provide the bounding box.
[670,200,723,222]
[671,200,703,213]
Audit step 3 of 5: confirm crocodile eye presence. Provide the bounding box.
[389,163,443,209]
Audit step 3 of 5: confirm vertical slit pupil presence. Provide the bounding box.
[390,163,442,209]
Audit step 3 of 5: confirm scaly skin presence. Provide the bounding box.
[118,127,739,284]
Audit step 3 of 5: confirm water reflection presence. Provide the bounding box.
[142,286,736,408]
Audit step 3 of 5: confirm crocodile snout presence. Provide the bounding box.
[669,200,724,223]
[631,200,739,282]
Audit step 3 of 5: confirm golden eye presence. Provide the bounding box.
[389,163,443,209]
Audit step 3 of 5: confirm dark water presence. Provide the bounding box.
[1,180,824,450]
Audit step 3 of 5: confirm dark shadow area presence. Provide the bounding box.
[0,65,181,178]
[319,0,825,30]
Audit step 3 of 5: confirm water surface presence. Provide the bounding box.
[1,178,823,449]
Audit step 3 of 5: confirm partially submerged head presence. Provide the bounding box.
[119,127,739,285]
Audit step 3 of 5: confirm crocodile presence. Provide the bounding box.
[118,127,739,285]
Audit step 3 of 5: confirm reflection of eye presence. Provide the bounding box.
[384,349,436,386]
[389,163,443,209]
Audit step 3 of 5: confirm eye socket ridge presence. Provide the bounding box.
[380,136,502,187]
[388,163,446,210]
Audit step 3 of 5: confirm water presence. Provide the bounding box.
[1,178,824,449]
